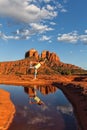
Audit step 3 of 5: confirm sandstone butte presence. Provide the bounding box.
[0,89,15,130]
[0,48,87,130]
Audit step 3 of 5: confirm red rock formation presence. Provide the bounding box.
[41,50,50,59]
[49,52,60,63]
[41,50,60,64]
[0,48,85,75]
[25,49,60,64]
[25,48,39,60]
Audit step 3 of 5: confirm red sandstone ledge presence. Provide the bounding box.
[0,89,15,130]
[0,74,71,85]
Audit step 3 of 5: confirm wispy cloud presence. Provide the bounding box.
[44,0,51,3]
[57,30,87,44]
[0,31,29,40]
[57,31,79,43]
[30,23,53,33]
[50,22,56,25]
[0,22,53,40]
[79,34,87,43]
[40,35,51,42]
[57,2,67,12]
[46,4,54,11]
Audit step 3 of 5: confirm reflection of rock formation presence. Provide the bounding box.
[0,89,15,130]
[24,86,35,97]
[39,85,58,95]
[24,85,58,96]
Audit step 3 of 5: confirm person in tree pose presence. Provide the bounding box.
[30,59,46,79]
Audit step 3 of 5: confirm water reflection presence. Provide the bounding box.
[23,85,76,130]
[0,85,77,130]
[24,84,74,116]
[24,85,57,105]
[57,105,73,115]
[24,85,44,105]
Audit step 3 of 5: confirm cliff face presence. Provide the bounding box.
[41,50,60,64]
[25,48,39,60]
[25,49,60,64]
[0,49,86,75]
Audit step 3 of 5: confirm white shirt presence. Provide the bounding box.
[34,63,41,69]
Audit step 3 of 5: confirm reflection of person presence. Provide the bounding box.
[29,85,45,105]
[30,59,46,79]
[30,95,44,105]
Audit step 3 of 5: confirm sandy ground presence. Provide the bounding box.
[0,74,87,130]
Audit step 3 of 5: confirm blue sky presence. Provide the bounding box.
[0,0,87,69]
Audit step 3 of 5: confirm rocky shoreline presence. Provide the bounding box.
[53,81,87,130]
[0,89,15,130]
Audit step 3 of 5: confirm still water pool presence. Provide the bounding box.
[0,85,78,130]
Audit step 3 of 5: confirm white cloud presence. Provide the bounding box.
[0,0,57,23]
[0,31,19,40]
[30,23,53,33]
[16,29,30,36]
[61,8,67,13]
[44,0,51,3]
[0,31,29,40]
[0,22,53,41]
[57,2,67,13]
[57,31,87,44]
[46,5,54,10]
[57,31,78,43]
[0,0,68,41]
[40,35,51,41]
[79,34,87,43]
[50,22,56,25]
[14,23,53,39]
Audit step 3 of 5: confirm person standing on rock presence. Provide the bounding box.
[30,59,46,79]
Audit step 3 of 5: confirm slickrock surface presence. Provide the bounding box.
[0,74,71,86]
[0,89,15,130]
[53,81,87,130]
